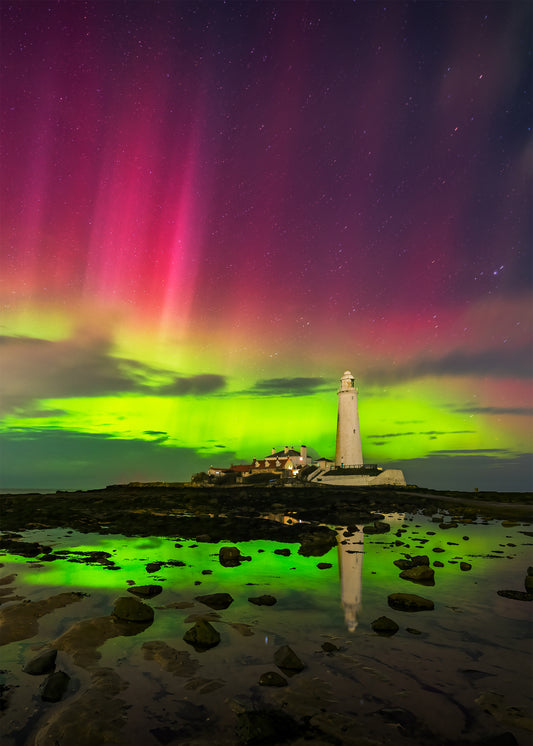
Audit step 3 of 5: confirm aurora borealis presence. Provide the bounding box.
[1,1,531,491]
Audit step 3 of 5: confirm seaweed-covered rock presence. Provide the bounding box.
[388,593,434,612]
[112,596,154,623]
[41,670,70,702]
[248,595,277,606]
[183,619,220,650]
[24,648,57,675]
[497,590,532,602]
[236,709,300,744]
[258,671,288,687]
[363,521,390,535]
[371,616,399,636]
[127,584,162,599]
[274,645,304,672]
[399,565,435,585]
[195,592,233,610]
[219,546,242,567]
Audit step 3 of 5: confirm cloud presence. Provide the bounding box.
[0,331,226,415]
[158,374,226,396]
[365,345,532,385]
[368,429,475,439]
[249,377,326,396]
[455,406,533,416]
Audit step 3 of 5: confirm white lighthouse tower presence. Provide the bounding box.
[335,370,363,467]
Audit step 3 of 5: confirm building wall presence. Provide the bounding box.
[314,469,406,487]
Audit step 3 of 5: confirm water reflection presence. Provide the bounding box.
[337,527,364,632]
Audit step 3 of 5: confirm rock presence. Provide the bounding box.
[439,522,458,530]
[388,593,434,612]
[377,706,418,732]
[363,521,390,535]
[433,560,444,567]
[321,641,338,652]
[477,732,519,745]
[24,648,57,675]
[274,548,291,556]
[258,671,288,687]
[399,565,435,585]
[41,670,70,702]
[274,645,304,672]
[297,526,338,557]
[317,562,332,570]
[127,584,162,599]
[433,547,445,553]
[371,616,399,636]
[525,575,533,593]
[219,546,242,567]
[195,592,233,610]
[406,627,422,635]
[460,562,472,571]
[112,596,155,623]
[248,595,277,606]
[497,590,533,601]
[183,619,220,651]
[236,709,299,744]
[145,562,162,573]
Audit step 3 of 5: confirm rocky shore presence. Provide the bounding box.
[1,485,532,746]
[1,484,531,540]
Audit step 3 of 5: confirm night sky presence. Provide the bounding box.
[1,1,531,491]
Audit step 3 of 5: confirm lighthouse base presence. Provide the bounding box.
[307,468,406,487]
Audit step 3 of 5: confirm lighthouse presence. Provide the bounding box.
[335,370,363,467]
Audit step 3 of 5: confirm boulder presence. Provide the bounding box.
[112,596,155,623]
[497,590,533,602]
[41,670,70,702]
[24,648,57,675]
[195,592,233,610]
[248,595,277,606]
[399,565,435,585]
[127,584,162,599]
[363,521,390,535]
[274,548,291,556]
[297,526,338,557]
[321,641,339,653]
[460,562,472,572]
[525,574,533,593]
[439,522,458,530]
[219,546,242,567]
[183,619,220,650]
[236,709,300,745]
[145,562,162,573]
[371,616,399,636]
[274,645,304,672]
[317,562,332,570]
[258,671,288,687]
[388,593,434,612]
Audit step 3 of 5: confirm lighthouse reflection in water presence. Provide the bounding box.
[337,526,364,632]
